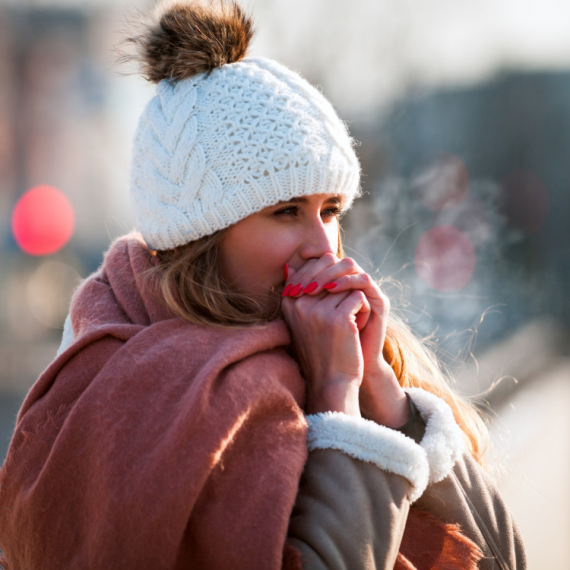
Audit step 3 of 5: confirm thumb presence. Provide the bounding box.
[284,263,297,283]
[355,294,371,331]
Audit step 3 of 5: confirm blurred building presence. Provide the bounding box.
[346,72,570,357]
[0,3,154,397]
[341,75,570,566]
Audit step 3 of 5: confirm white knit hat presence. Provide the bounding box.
[127,1,361,250]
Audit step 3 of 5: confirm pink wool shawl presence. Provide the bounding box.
[0,236,308,570]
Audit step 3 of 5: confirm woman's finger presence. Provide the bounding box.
[334,289,370,325]
[317,272,386,308]
[287,286,371,332]
[282,264,297,296]
[283,253,339,295]
[286,256,361,297]
[354,293,371,331]
[287,288,352,314]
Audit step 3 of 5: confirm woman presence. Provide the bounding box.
[0,1,525,569]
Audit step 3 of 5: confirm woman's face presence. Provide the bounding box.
[219,193,343,313]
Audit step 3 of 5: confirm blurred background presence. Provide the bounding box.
[1,0,569,565]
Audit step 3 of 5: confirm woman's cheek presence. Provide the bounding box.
[327,221,341,253]
[262,236,296,273]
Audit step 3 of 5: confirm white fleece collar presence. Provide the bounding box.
[305,388,465,502]
[405,388,466,484]
[306,412,430,502]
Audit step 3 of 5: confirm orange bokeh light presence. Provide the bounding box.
[11,185,75,256]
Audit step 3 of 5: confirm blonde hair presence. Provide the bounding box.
[382,312,488,464]
[146,228,488,464]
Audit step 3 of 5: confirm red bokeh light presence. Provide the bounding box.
[11,185,75,256]
[415,225,476,292]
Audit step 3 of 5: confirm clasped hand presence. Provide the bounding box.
[281,254,410,428]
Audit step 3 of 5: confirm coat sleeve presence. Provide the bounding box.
[286,411,431,569]
[286,388,522,570]
[287,448,412,570]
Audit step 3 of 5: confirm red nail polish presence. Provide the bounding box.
[303,282,318,294]
[284,263,289,281]
[282,284,293,297]
[323,282,337,290]
[289,284,303,296]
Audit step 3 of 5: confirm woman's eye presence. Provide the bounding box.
[275,206,299,216]
[273,205,341,218]
[322,207,342,219]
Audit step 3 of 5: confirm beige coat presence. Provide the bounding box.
[288,423,525,569]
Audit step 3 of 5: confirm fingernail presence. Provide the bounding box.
[282,284,293,297]
[303,281,318,294]
[289,284,303,297]
[284,263,289,281]
[323,282,337,290]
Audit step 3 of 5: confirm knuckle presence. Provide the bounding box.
[352,290,366,302]
[376,292,390,313]
[304,258,318,270]
[321,252,337,265]
[342,257,358,271]
[360,272,372,285]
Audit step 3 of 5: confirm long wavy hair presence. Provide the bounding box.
[144,228,489,465]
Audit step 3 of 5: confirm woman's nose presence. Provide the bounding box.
[298,219,338,261]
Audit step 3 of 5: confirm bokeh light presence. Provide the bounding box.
[11,185,75,256]
[411,153,469,211]
[499,170,550,234]
[415,225,476,292]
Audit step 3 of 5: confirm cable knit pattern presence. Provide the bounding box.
[405,388,466,484]
[306,412,430,502]
[130,56,361,249]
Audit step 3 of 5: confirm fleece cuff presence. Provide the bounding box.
[306,412,429,502]
[405,388,466,484]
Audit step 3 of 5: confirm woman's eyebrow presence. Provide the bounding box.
[275,196,342,205]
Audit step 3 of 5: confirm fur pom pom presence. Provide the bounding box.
[121,0,254,83]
